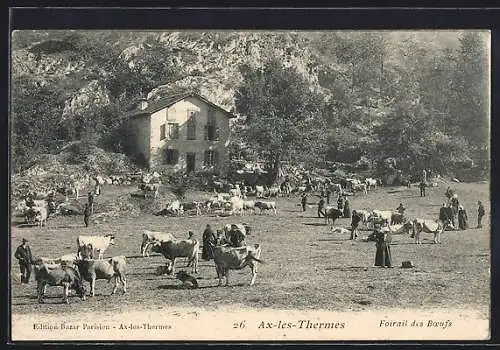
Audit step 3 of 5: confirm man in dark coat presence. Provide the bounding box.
[202,224,216,260]
[325,188,331,205]
[317,197,326,218]
[15,238,33,284]
[374,227,392,268]
[87,191,94,215]
[477,201,485,229]
[350,210,363,240]
[301,193,308,212]
[419,181,426,197]
[83,203,91,227]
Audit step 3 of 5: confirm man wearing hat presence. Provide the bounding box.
[14,238,33,284]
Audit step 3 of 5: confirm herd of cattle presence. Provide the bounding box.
[15,170,448,305]
[30,222,262,304]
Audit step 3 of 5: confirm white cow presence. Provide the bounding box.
[77,234,115,260]
[365,178,378,191]
[412,219,445,244]
[254,201,277,215]
[141,230,176,257]
[229,196,244,215]
[255,186,265,199]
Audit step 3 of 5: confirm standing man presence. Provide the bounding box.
[301,192,308,212]
[350,210,363,240]
[325,187,331,205]
[317,197,326,218]
[83,203,91,227]
[419,181,426,197]
[477,201,485,229]
[337,194,345,211]
[14,238,33,284]
[421,169,427,184]
[87,191,94,215]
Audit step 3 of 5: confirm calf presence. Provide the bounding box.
[242,200,256,214]
[34,263,86,304]
[139,183,160,199]
[255,186,265,198]
[229,196,244,216]
[369,210,393,226]
[353,183,368,195]
[267,187,280,198]
[212,243,264,286]
[141,230,176,257]
[325,206,343,227]
[77,234,115,260]
[365,178,378,191]
[390,212,407,225]
[152,239,200,275]
[75,256,127,297]
[34,206,48,227]
[254,201,277,215]
[412,219,444,244]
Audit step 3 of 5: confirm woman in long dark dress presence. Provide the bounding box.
[343,198,351,218]
[458,205,468,230]
[374,227,392,268]
[202,224,216,261]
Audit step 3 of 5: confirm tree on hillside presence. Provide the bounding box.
[234,58,328,183]
[450,32,490,168]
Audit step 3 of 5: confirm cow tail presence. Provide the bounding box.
[247,252,264,264]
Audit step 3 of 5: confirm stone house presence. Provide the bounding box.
[124,92,235,174]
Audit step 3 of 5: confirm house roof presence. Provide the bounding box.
[124,92,237,119]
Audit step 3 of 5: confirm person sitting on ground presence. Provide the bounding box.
[396,203,406,214]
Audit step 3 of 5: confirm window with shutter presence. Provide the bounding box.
[168,123,179,139]
[204,150,209,166]
[214,150,219,166]
[160,124,166,141]
[164,149,179,165]
[187,111,197,140]
[204,125,208,140]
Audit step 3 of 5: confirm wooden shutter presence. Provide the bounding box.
[214,150,219,166]
[204,150,209,166]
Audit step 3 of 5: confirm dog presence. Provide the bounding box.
[175,270,199,289]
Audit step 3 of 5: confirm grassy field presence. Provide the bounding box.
[10,181,490,317]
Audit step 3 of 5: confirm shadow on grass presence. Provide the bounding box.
[317,238,348,242]
[325,266,368,270]
[156,284,216,290]
[303,223,327,226]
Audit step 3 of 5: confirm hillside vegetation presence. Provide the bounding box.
[11,30,490,181]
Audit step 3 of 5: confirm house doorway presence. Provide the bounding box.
[186,153,196,173]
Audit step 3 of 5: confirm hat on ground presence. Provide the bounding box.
[401,260,415,268]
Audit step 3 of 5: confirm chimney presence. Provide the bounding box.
[138,98,148,110]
